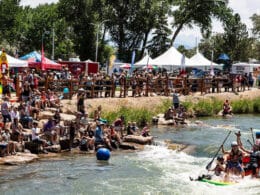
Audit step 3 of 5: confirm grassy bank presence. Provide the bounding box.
[90,97,260,126]
[99,99,172,126]
[184,97,260,116]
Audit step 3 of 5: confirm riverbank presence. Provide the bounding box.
[61,87,260,122]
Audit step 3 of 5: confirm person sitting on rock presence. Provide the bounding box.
[43,117,57,145]
[127,122,138,135]
[19,102,33,129]
[110,125,121,144]
[31,121,48,150]
[164,107,174,120]
[1,128,16,155]
[104,124,121,149]
[223,99,232,116]
[126,122,133,135]
[94,121,112,151]
[78,124,95,152]
[141,123,150,137]
[0,130,9,156]
[10,118,24,144]
[113,115,125,138]
[53,109,61,125]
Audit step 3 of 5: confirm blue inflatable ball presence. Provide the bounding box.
[63,87,69,94]
[96,148,110,161]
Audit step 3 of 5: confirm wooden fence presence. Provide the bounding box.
[15,75,251,99]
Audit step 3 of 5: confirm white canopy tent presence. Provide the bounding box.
[186,52,220,70]
[232,62,260,74]
[134,54,154,67]
[0,51,28,68]
[151,47,192,71]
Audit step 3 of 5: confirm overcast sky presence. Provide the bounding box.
[20,0,259,47]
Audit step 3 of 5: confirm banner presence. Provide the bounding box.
[41,45,46,71]
[109,54,116,69]
[0,49,9,76]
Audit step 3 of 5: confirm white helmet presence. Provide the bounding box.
[231,141,238,147]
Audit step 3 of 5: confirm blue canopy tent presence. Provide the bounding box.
[218,53,230,61]
[218,53,231,72]
[20,51,61,70]
[20,51,41,62]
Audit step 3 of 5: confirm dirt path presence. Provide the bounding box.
[61,88,260,114]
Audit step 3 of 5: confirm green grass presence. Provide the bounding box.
[90,97,260,126]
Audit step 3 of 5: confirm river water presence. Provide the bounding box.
[1,115,260,195]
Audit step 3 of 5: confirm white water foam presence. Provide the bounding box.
[135,144,260,195]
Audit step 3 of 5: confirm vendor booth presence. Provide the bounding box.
[20,51,62,70]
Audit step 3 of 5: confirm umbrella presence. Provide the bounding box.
[120,63,131,69]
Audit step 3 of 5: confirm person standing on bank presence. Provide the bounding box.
[172,90,180,109]
[77,88,85,115]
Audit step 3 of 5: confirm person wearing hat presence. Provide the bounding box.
[94,121,112,150]
[222,141,245,179]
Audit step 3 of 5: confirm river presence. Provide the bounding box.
[1,115,260,195]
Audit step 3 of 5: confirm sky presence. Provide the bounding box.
[20,0,259,48]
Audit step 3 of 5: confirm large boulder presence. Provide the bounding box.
[0,152,39,165]
[60,113,76,121]
[123,135,153,145]
[39,111,54,120]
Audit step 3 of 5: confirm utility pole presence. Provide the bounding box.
[52,27,55,60]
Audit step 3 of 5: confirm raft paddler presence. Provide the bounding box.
[236,131,260,178]
[222,141,245,179]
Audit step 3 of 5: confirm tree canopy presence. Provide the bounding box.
[0,0,258,64]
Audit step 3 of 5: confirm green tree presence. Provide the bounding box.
[222,13,252,62]
[58,0,98,61]
[105,0,172,62]
[170,0,232,45]
[146,2,172,58]
[250,14,260,60]
[0,0,21,52]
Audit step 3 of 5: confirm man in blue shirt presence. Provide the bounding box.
[94,121,112,150]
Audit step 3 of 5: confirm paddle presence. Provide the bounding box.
[250,127,255,144]
[247,139,253,147]
[206,130,232,170]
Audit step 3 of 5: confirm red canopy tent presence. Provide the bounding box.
[20,51,62,70]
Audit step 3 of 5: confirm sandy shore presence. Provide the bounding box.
[61,88,260,114]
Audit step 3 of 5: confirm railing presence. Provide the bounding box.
[16,75,252,99]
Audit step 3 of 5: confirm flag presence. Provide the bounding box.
[109,54,116,69]
[210,50,215,76]
[131,50,135,68]
[181,54,185,71]
[41,44,46,71]
[0,49,9,76]
[129,50,136,75]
